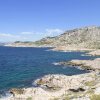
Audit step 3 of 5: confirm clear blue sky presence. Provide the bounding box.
[0,0,100,42]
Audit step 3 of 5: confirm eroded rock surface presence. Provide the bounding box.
[6,72,100,100]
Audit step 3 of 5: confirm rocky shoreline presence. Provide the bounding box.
[2,71,100,100]
[59,58,100,71]
[0,46,100,100]
[0,49,99,100]
[1,26,100,100]
[52,46,95,52]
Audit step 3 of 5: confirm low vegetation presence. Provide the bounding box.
[90,94,100,100]
[85,80,95,87]
[26,97,32,100]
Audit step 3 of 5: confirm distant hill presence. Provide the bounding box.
[0,43,6,46]
[5,26,100,49]
[35,26,100,49]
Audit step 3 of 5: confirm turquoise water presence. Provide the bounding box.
[0,46,97,91]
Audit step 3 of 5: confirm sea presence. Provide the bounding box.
[0,46,98,98]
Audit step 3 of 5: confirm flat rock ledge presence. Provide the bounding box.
[4,71,100,100]
[59,58,100,71]
[87,50,100,56]
[52,46,94,52]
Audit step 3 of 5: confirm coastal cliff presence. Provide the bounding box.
[6,26,100,50]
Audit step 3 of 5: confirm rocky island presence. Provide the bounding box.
[2,26,100,100]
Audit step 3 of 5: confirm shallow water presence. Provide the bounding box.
[0,46,98,91]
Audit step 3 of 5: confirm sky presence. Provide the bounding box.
[0,0,100,42]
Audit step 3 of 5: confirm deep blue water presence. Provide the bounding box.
[0,46,98,91]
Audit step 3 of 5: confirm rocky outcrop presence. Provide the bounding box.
[59,58,100,71]
[34,74,94,90]
[6,72,100,100]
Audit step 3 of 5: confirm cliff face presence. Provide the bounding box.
[35,26,100,49]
